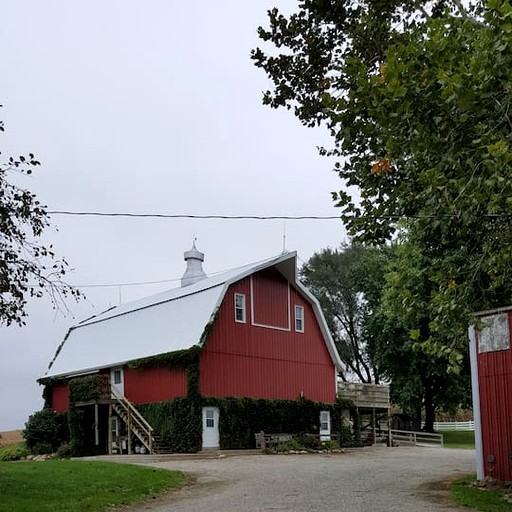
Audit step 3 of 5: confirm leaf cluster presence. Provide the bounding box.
[300,244,389,383]
[254,0,512,354]
[1,111,81,326]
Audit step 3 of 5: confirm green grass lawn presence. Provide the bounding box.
[442,430,475,449]
[451,474,512,511]
[0,460,185,512]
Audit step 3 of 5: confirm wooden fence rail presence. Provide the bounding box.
[390,429,444,447]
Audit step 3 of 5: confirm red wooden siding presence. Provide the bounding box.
[124,366,187,404]
[477,310,512,481]
[51,383,69,413]
[252,268,289,329]
[200,271,336,403]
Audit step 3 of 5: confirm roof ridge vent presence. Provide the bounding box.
[181,240,207,287]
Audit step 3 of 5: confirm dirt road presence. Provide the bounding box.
[124,446,474,512]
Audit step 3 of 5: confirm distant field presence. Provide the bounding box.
[0,431,23,446]
[443,430,475,449]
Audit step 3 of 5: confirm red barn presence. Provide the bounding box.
[469,306,512,481]
[42,246,342,453]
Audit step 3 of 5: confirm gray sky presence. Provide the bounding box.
[0,1,347,430]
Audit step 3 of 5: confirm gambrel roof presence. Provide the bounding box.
[44,251,342,378]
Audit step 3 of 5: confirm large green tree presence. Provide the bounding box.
[253,0,512,353]
[1,114,80,326]
[376,235,471,431]
[300,244,388,383]
[302,241,471,430]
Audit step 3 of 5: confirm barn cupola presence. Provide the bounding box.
[181,241,207,287]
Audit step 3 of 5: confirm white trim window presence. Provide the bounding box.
[234,293,246,323]
[295,305,304,332]
[320,410,331,440]
[113,369,122,385]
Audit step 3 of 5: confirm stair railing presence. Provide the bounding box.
[111,387,154,454]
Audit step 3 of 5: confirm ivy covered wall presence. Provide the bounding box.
[137,396,359,452]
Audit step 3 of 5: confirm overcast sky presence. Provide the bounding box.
[0,1,348,431]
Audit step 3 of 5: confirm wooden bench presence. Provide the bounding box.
[254,431,293,449]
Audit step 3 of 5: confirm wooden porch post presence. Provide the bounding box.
[372,407,376,446]
[127,408,132,455]
[108,404,112,455]
[94,403,99,446]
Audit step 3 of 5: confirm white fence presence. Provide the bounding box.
[433,421,475,431]
[390,429,444,447]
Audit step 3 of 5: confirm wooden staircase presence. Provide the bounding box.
[110,389,172,454]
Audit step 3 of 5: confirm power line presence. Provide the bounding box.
[48,211,341,220]
[73,277,180,289]
[70,262,254,289]
[46,210,511,220]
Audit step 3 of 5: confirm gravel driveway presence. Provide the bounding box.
[122,446,474,512]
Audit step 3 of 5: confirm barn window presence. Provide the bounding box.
[295,305,304,332]
[205,409,215,428]
[113,370,122,385]
[234,293,246,323]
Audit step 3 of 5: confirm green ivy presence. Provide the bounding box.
[37,376,66,409]
[68,408,85,457]
[198,313,218,346]
[205,396,360,449]
[186,359,200,398]
[45,328,72,373]
[69,375,109,404]
[137,396,359,452]
[137,398,202,453]
[127,346,201,370]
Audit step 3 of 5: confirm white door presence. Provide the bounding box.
[111,367,124,396]
[320,410,331,441]
[202,407,220,449]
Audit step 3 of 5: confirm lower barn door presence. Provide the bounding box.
[202,407,220,449]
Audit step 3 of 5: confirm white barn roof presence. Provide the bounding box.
[44,251,342,379]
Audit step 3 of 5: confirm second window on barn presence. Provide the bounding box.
[234,293,246,323]
[295,305,304,332]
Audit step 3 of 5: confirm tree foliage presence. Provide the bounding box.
[300,244,388,383]
[377,237,471,430]
[302,242,471,430]
[1,113,80,326]
[253,0,512,351]
[23,408,69,452]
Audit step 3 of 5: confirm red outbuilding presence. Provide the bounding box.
[42,245,342,453]
[469,306,512,481]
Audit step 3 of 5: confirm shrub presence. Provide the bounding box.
[322,439,340,451]
[0,445,29,461]
[276,438,303,452]
[24,408,69,452]
[296,435,323,451]
[31,442,53,455]
[264,435,340,454]
[55,442,71,459]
